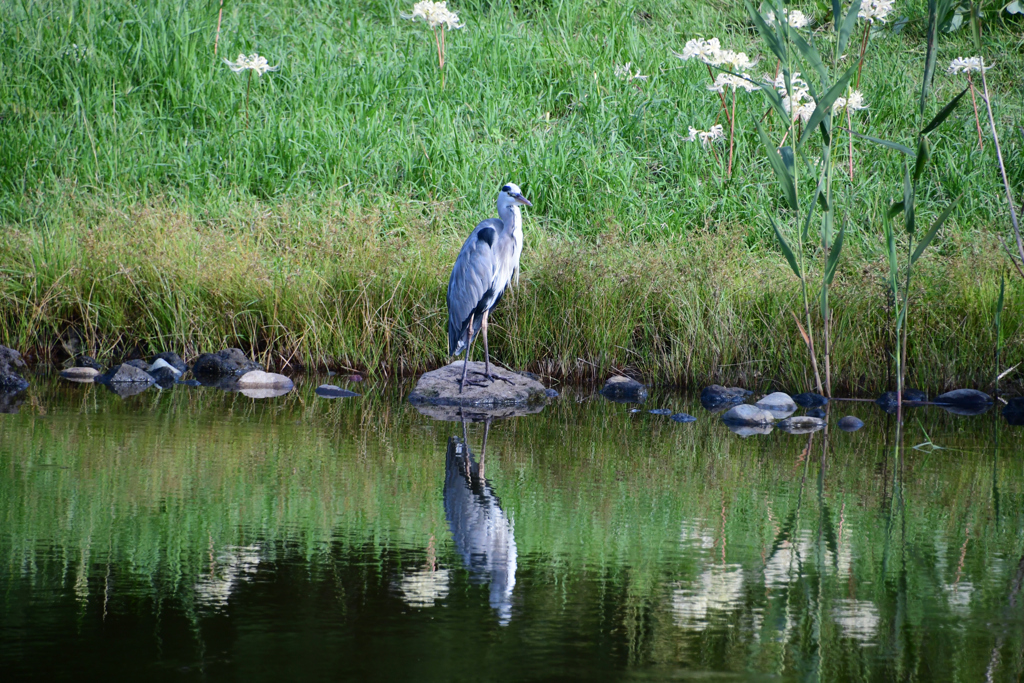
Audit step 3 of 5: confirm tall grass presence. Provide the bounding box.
[1,0,1022,390]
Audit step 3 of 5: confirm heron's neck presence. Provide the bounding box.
[499,205,521,237]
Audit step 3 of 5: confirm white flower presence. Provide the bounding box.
[772,71,819,123]
[223,53,279,76]
[402,1,464,30]
[614,62,649,81]
[685,125,726,146]
[859,0,895,24]
[766,8,811,28]
[707,72,760,93]
[845,90,868,110]
[947,56,992,74]
[677,37,722,62]
[710,49,758,72]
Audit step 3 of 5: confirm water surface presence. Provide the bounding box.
[1,377,1022,681]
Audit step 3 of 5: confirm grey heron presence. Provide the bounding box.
[447,183,531,393]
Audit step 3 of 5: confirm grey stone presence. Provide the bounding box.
[793,392,828,408]
[149,366,179,387]
[148,352,187,375]
[838,416,864,432]
[316,384,361,399]
[96,363,155,385]
[544,388,559,398]
[670,413,697,423]
[599,375,648,403]
[755,392,797,416]
[60,367,99,382]
[148,358,182,376]
[238,386,293,399]
[408,361,550,407]
[935,389,991,407]
[102,380,151,399]
[876,389,928,413]
[806,408,827,418]
[191,348,263,378]
[721,404,776,425]
[649,408,672,415]
[700,385,751,410]
[0,345,29,392]
[776,416,825,434]
[236,370,294,390]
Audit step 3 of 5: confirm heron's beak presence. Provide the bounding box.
[514,193,533,207]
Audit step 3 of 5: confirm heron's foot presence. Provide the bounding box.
[473,371,513,385]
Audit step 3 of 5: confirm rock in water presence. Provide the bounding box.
[838,416,865,432]
[876,389,928,413]
[149,366,179,387]
[408,361,550,407]
[95,363,155,385]
[192,348,263,378]
[75,355,103,370]
[806,408,827,418]
[236,371,294,389]
[700,385,751,411]
[670,413,697,423]
[599,375,648,403]
[0,345,29,392]
[60,367,100,382]
[148,358,182,377]
[755,392,797,416]
[776,416,825,434]
[721,404,776,425]
[793,392,828,408]
[649,408,672,416]
[935,389,992,416]
[1003,398,1024,426]
[148,352,188,375]
[124,359,150,371]
[316,384,361,399]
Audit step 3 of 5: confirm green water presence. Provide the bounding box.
[1,376,1022,681]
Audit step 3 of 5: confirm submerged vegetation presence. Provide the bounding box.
[1,0,1022,391]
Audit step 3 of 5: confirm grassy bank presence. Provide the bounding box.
[1,0,1022,392]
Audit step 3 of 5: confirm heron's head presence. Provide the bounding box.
[499,183,532,208]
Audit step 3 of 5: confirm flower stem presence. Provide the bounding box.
[705,63,730,125]
[214,0,224,57]
[728,88,736,177]
[855,23,870,90]
[967,74,984,150]
[846,104,855,180]
[245,71,251,129]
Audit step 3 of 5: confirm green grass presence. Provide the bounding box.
[1,0,1022,392]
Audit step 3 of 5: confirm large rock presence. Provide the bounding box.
[755,392,797,416]
[148,352,188,375]
[96,363,155,385]
[837,416,865,432]
[700,385,751,411]
[60,366,100,382]
[408,361,550,407]
[191,348,263,378]
[721,404,776,425]
[599,375,648,403]
[236,370,294,389]
[935,389,991,407]
[0,345,29,392]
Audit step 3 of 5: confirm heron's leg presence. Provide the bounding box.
[459,312,475,394]
[481,309,492,381]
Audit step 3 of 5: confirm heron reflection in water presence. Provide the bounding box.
[444,418,517,625]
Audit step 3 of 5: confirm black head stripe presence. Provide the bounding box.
[501,185,511,193]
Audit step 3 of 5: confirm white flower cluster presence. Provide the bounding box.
[708,73,759,93]
[223,53,279,76]
[858,0,895,24]
[684,124,725,146]
[614,62,649,81]
[771,72,867,122]
[834,90,868,112]
[402,1,464,30]
[947,56,991,74]
[765,8,811,28]
[62,43,89,63]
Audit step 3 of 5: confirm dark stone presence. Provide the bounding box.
[0,390,27,414]
[544,388,559,398]
[1003,397,1024,426]
[177,379,202,387]
[316,384,361,399]
[96,363,155,385]
[806,408,827,418]
[599,375,648,403]
[125,359,150,371]
[793,392,828,408]
[876,389,928,413]
[649,408,672,416]
[518,371,541,381]
[102,381,151,399]
[345,374,364,383]
[700,385,751,410]
[75,355,103,370]
[670,413,697,423]
[838,416,864,432]
[149,366,179,387]
[0,345,29,392]
[191,348,263,378]
[148,351,188,375]
[935,389,991,407]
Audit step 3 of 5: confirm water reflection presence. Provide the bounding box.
[444,421,517,625]
[195,544,263,609]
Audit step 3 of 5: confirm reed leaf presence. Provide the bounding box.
[799,65,855,147]
[921,86,969,135]
[756,120,798,211]
[837,0,863,57]
[913,135,931,185]
[769,214,802,279]
[850,131,914,155]
[910,194,962,265]
[903,162,916,235]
